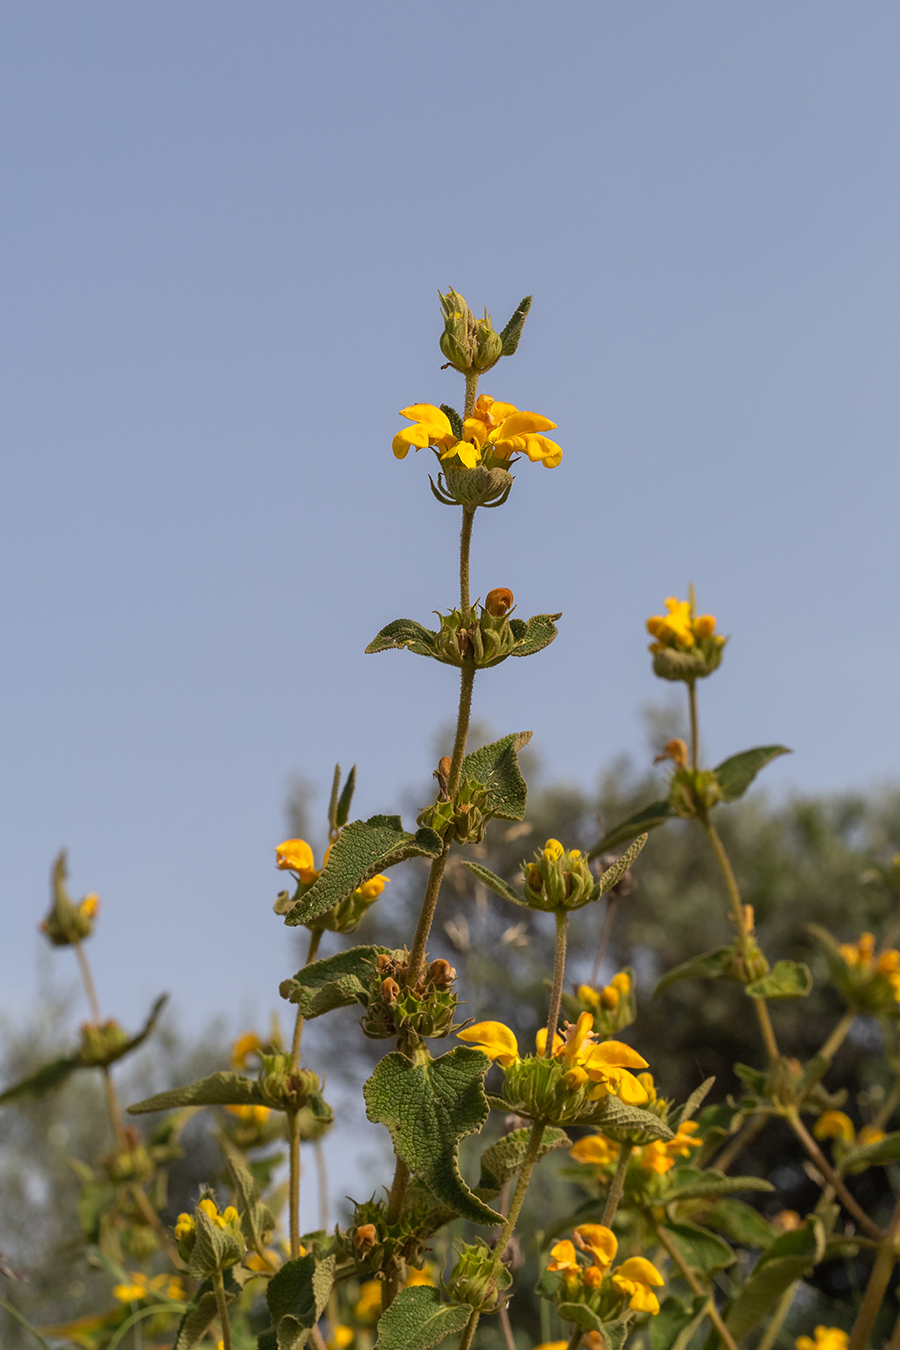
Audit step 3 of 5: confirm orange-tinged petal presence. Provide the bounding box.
[457,1020,519,1066]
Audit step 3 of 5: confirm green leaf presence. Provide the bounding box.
[0,994,168,1105]
[366,619,439,658]
[662,1222,735,1275]
[477,1126,570,1191]
[556,1304,606,1333]
[579,1093,675,1143]
[188,1204,244,1279]
[128,1070,266,1114]
[842,1130,900,1170]
[283,816,444,927]
[651,1296,708,1350]
[375,1285,472,1350]
[714,746,792,803]
[460,862,526,908]
[671,1078,715,1129]
[263,1253,336,1350]
[733,1063,768,1095]
[459,731,532,822]
[593,834,648,897]
[336,765,357,829]
[173,1286,223,1350]
[700,1199,777,1249]
[725,1218,825,1342]
[654,948,737,997]
[327,764,341,834]
[220,1135,275,1253]
[663,1169,774,1203]
[364,1048,501,1226]
[499,295,532,356]
[279,946,390,1018]
[439,404,464,440]
[507,613,562,658]
[590,801,673,857]
[745,960,812,1000]
[599,1323,630,1350]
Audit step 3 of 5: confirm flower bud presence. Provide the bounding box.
[355,1224,378,1253]
[439,289,474,371]
[40,852,100,947]
[471,315,503,372]
[446,1240,510,1312]
[79,1019,129,1066]
[522,840,595,912]
[484,588,514,617]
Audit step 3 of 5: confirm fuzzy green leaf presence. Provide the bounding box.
[654,947,737,998]
[725,1218,825,1342]
[478,1126,570,1191]
[701,1199,777,1249]
[336,765,357,830]
[128,1070,266,1114]
[662,1222,735,1275]
[671,1078,715,1129]
[283,816,444,927]
[589,801,673,857]
[366,620,439,658]
[651,1296,708,1350]
[220,1136,276,1253]
[0,995,168,1105]
[460,731,532,822]
[439,404,464,440]
[375,1285,472,1350]
[499,295,532,356]
[714,746,792,803]
[188,1205,243,1279]
[264,1253,336,1350]
[663,1169,774,1203]
[578,1093,675,1143]
[508,613,562,658]
[593,834,649,897]
[173,1287,223,1350]
[556,1303,606,1333]
[745,960,812,1000]
[460,861,526,908]
[364,1048,501,1226]
[279,946,390,1018]
[842,1130,900,1170]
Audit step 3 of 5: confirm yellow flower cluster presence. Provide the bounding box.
[392,396,562,470]
[813,1110,885,1150]
[174,1197,240,1240]
[646,598,722,653]
[225,1103,271,1124]
[571,1113,702,1177]
[458,1011,649,1104]
[275,838,389,902]
[577,971,631,1012]
[838,932,900,1003]
[796,1329,849,1350]
[548,1225,664,1314]
[113,1271,185,1303]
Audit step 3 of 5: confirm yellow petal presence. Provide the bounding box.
[616,1257,665,1286]
[573,1223,617,1268]
[457,1020,519,1066]
[493,411,557,438]
[586,1040,649,1070]
[547,1239,578,1271]
[392,425,431,459]
[608,1067,650,1104]
[535,1027,565,1055]
[276,839,316,875]
[462,418,489,447]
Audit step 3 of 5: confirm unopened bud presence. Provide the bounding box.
[427,958,456,989]
[355,1223,378,1252]
[484,588,514,617]
[381,977,400,1003]
[654,738,689,770]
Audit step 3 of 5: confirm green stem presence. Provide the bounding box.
[544,912,568,1054]
[447,663,476,799]
[459,508,475,618]
[564,1326,582,1350]
[785,1107,882,1240]
[212,1270,232,1350]
[464,372,479,419]
[382,1159,411,1311]
[874,1078,900,1133]
[288,1108,302,1258]
[458,1309,480,1350]
[819,1010,856,1066]
[701,816,780,1065]
[888,1301,900,1350]
[849,1191,900,1350]
[495,1122,546,1255]
[601,1142,633,1227]
[711,1112,768,1173]
[654,1225,740,1350]
[756,1280,798,1350]
[688,680,699,770]
[292,927,322,1068]
[0,1296,53,1350]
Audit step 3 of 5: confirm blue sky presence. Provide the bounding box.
[0,2,898,1034]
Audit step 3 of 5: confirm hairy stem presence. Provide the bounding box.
[314,1136,329,1232]
[544,912,568,1054]
[495,1122,546,1255]
[701,817,779,1064]
[601,1142,634,1227]
[382,1159,411,1310]
[458,1309,480,1350]
[849,1191,900,1350]
[291,927,322,1068]
[212,1270,232,1350]
[459,508,475,618]
[464,372,479,419]
[288,1108,302,1257]
[786,1108,882,1240]
[688,680,699,770]
[654,1225,740,1350]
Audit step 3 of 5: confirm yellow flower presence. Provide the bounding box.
[813,1111,855,1145]
[543,838,565,861]
[611,1256,665,1314]
[231,1032,265,1068]
[113,1281,147,1303]
[359,874,389,901]
[646,598,722,654]
[393,405,458,461]
[465,395,562,468]
[579,1038,650,1104]
[80,893,100,920]
[858,1125,886,1146]
[225,1103,271,1124]
[405,1264,436,1287]
[174,1212,195,1239]
[577,984,602,1010]
[167,1276,186,1300]
[275,838,319,884]
[573,1223,617,1270]
[796,1329,849,1350]
[570,1135,620,1168]
[534,1026,566,1055]
[636,1120,701,1175]
[457,1020,520,1066]
[534,1343,568,1350]
[327,1326,354,1350]
[839,933,876,967]
[354,1278,383,1321]
[547,1239,579,1273]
